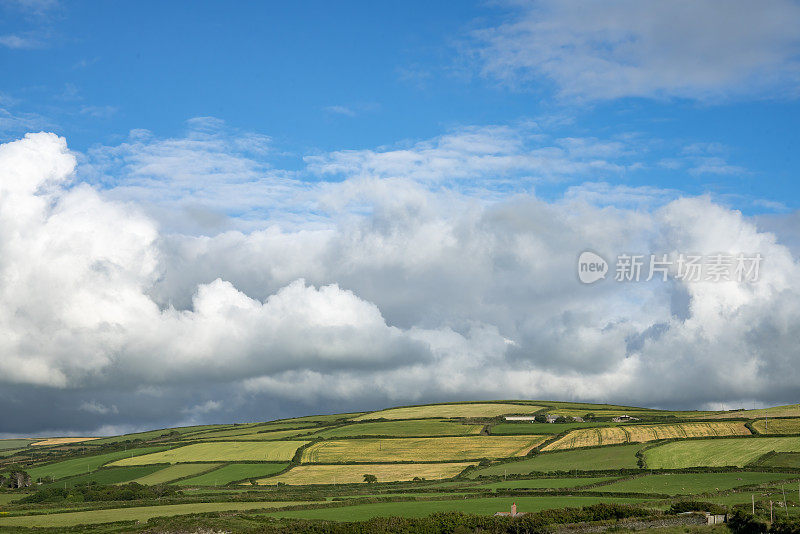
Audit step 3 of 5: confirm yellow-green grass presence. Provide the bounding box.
[30,437,98,446]
[752,418,800,434]
[542,422,750,451]
[179,463,288,485]
[88,424,232,445]
[129,463,220,484]
[109,441,308,466]
[183,423,317,441]
[595,472,800,495]
[313,420,483,438]
[353,403,544,421]
[278,412,366,423]
[259,462,475,485]
[644,437,800,468]
[491,422,619,435]
[467,444,643,477]
[692,404,800,420]
[0,439,34,450]
[754,452,800,468]
[302,436,545,463]
[267,496,651,521]
[0,501,315,528]
[201,428,317,441]
[0,494,23,505]
[27,447,169,480]
[477,477,617,490]
[39,466,163,488]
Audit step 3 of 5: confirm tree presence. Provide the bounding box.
[363,474,377,483]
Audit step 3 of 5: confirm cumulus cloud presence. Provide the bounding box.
[472,0,800,101]
[1,131,799,434]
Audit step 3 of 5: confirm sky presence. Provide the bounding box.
[1,0,800,436]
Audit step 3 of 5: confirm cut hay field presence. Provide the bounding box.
[468,444,643,477]
[259,462,475,485]
[109,441,308,466]
[0,501,315,528]
[27,446,169,480]
[752,417,800,434]
[180,463,288,485]
[491,422,617,435]
[301,436,545,463]
[692,404,800,420]
[352,403,544,421]
[130,463,220,484]
[542,422,750,450]
[312,419,483,438]
[29,437,98,446]
[596,472,800,495]
[267,496,651,521]
[644,437,800,468]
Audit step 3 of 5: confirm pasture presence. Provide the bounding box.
[301,436,545,463]
[180,463,288,485]
[352,403,544,421]
[542,422,749,450]
[468,443,643,477]
[130,463,221,484]
[755,452,800,468]
[752,417,800,434]
[30,437,98,446]
[0,438,34,450]
[109,441,308,466]
[491,421,617,435]
[26,446,169,480]
[200,428,317,441]
[312,419,483,438]
[694,404,800,420]
[597,472,800,495]
[87,424,230,445]
[39,466,162,487]
[476,476,617,490]
[260,462,475,484]
[644,437,800,468]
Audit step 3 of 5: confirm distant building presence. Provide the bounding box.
[612,415,639,422]
[495,502,526,517]
[545,414,558,423]
[504,416,537,422]
[572,416,584,422]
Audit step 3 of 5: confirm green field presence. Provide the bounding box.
[0,439,34,450]
[261,463,475,485]
[0,494,24,505]
[130,463,221,484]
[312,419,483,438]
[39,466,163,488]
[644,437,800,468]
[302,436,544,463]
[268,496,651,521]
[353,403,544,421]
[0,501,315,528]
[26,446,169,480]
[179,463,289,485]
[468,444,643,477]
[201,428,318,441]
[491,422,618,435]
[87,424,230,445]
[752,418,800,435]
[109,441,307,466]
[476,476,617,490]
[754,452,800,468]
[597,472,800,495]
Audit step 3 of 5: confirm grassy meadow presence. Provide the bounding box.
[260,462,476,485]
[109,441,308,466]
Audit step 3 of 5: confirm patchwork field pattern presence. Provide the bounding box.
[313,420,483,438]
[644,437,800,468]
[751,418,800,434]
[30,437,98,446]
[468,444,643,477]
[596,472,800,495]
[302,436,545,463]
[542,422,750,451]
[180,463,289,485]
[260,462,475,485]
[692,404,800,420]
[27,447,169,480]
[109,441,308,466]
[352,403,544,421]
[130,463,221,484]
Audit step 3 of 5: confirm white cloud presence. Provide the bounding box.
[472,0,800,101]
[0,34,40,49]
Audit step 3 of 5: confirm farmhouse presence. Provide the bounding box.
[612,415,639,422]
[495,503,526,517]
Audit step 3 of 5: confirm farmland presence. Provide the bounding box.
[312,419,483,438]
[261,462,475,485]
[597,472,800,495]
[129,463,221,484]
[468,443,644,476]
[752,417,800,434]
[301,436,545,463]
[351,403,544,420]
[542,421,750,450]
[29,437,97,446]
[644,437,800,468]
[26,446,169,480]
[109,441,308,465]
[491,421,618,435]
[180,463,289,485]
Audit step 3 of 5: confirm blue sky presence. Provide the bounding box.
[2,0,800,434]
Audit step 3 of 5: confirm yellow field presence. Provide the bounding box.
[352,403,543,421]
[30,437,98,446]
[302,435,545,463]
[258,462,475,485]
[691,404,800,420]
[108,441,308,466]
[751,418,800,434]
[542,422,750,451]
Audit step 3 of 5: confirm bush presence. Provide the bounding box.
[728,509,768,534]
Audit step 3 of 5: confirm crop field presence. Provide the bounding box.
[754,452,800,468]
[752,417,800,434]
[268,496,651,521]
[491,421,618,435]
[39,466,163,487]
[29,437,98,446]
[180,463,288,485]
[26,446,169,480]
[0,501,314,528]
[260,462,476,484]
[312,419,483,438]
[130,463,221,484]
[109,441,308,466]
[476,476,618,490]
[301,436,545,463]
[596,472,800,495]
[644,437,800,468]
[183,424,317,441]
[692,404,800,420]
[0,438,34,450]
[542,422,750,450]
[468,444,643,477]
[352,403,544,421]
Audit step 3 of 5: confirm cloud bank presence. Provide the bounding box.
[0,131,799,435]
